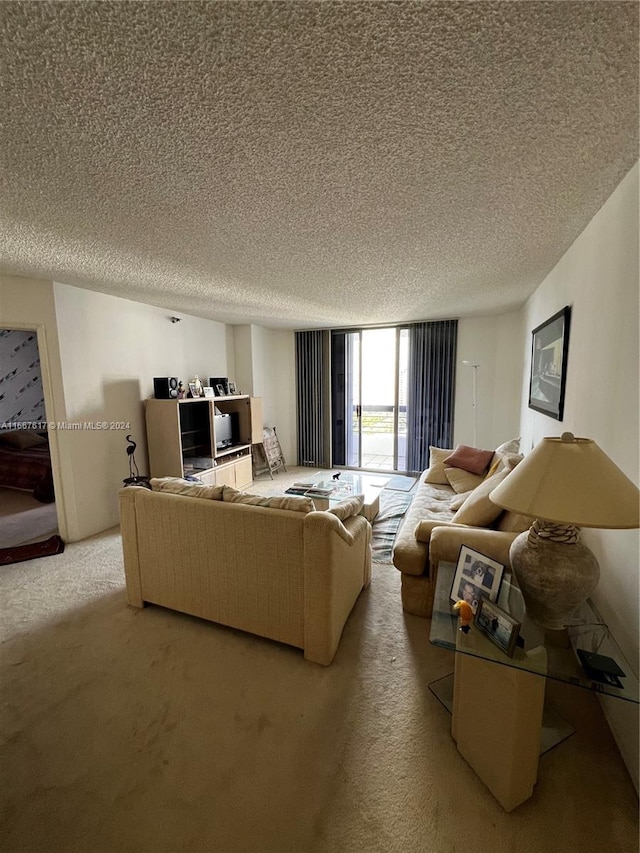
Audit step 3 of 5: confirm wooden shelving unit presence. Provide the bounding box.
[145,395,261,490]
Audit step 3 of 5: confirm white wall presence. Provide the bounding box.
[455,313,523,450]
[517,162,639,790]
[241,324,296,463]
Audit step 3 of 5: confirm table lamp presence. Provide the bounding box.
[489,432,639,630]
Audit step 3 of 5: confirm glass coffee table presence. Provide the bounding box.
[429,561,638,811]
[285,471,389,522]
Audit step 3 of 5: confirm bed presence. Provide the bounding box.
[0,431,55,503]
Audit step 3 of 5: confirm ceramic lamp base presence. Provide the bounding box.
[509,521,599,629]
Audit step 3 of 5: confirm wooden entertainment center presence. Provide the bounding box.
[145,395,263,489]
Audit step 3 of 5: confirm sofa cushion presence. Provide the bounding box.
[423,447,454,485]
[451,465,515,527]
[222,486,314,513]
[489,451,524,477]
[496,510,532,533]
[444,444,494,475]
[449,490,474,511]
[328,495,364,521]
[150,477,224,500]
[444,466,485,494]
[495,437,521,455]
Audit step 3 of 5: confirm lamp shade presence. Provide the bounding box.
[490,432,640,529]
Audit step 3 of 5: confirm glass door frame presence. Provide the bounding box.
[331,325,409,473]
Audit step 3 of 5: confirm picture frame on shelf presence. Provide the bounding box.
[203,386,215,398]
[227,381,237,395]
[210,377,229,395]
[475,598,521,657]
[528,305,571,420]
[188,382,199,398]
[450,545,504,613]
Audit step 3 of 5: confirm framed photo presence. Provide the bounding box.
[450,545,504,613]
[210,377,228,395]
[528,306,571,420]
[188,382,199,398]
[203,386,215,398]
[227,381,237,395]
[475,598,521,657]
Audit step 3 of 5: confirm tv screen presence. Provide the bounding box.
[214,413,234,449]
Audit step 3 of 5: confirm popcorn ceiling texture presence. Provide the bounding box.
[0,1,637,329]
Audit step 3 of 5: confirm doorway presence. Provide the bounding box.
[0,328,59,548]
[332,327,409,472]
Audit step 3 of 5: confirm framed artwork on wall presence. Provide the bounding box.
[528,306,571,420]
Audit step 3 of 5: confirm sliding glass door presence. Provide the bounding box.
[332,327,409,472]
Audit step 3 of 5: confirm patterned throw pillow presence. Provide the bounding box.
[222,486,314,513]
[150,477,224,500]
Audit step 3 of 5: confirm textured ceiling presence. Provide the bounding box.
[0,2,638,330]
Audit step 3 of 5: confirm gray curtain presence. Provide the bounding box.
[295,330,330,467]
[406,320,457,473]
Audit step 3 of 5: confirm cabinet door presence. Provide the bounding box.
[235,455,253,490]
[215,464,236,487]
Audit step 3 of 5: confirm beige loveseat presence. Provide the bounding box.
[119,480,372,665]
[393,442,531,618]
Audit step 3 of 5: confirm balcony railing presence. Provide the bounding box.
[349,404,407,471]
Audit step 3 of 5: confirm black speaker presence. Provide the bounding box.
[154,377,179,399]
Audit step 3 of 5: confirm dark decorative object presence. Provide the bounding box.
[123,434,150,488]
[528,306,571,420]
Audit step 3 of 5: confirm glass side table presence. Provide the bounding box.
[429,561,638,811]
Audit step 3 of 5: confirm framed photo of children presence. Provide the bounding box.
[450,545,504,613]
[475,598,521,657]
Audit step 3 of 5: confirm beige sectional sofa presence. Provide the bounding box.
[119,480,372,665]
[393,441,531,618]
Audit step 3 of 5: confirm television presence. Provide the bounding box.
[214,413,235,449]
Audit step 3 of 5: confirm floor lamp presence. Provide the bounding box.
[462,361,479,446]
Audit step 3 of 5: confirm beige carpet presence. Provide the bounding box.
[0,473,638,852]
[0,487,59,548]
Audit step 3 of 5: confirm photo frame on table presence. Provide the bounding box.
[475,598,521,657]
[528,305,571,420]
[450,545,504,613]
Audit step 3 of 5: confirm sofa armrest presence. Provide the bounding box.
[118,487,144,607]
[414,518,474,544]
[430,526,520,570]
[303,511,371,665]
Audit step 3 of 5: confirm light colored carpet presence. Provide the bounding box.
[0,487,59,548]
[0,478,638,852]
